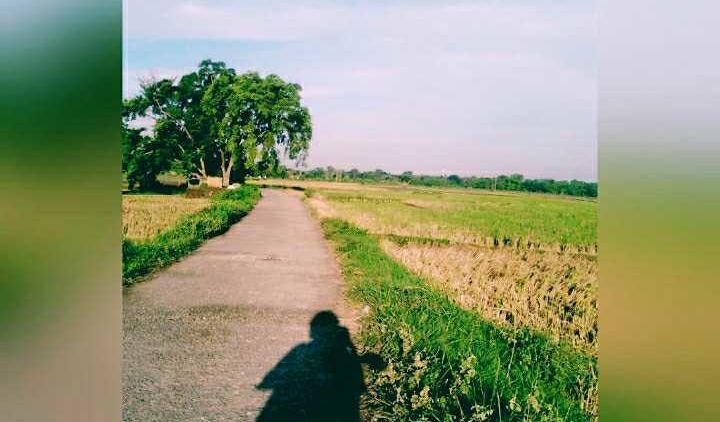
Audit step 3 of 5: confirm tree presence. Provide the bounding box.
[123,60,237,183]
[122,60,312,188]
[399,171,413,183]
[211,72,312,186]
[122,122,175,191]
[162,61,234,178]
[200,71,237,185]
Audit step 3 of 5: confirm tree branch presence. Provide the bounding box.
[152,98,195,144]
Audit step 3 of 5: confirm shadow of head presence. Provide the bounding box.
[309,310,340,339]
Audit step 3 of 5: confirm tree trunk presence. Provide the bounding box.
[199,158,207,179]
[219,149,233,187]
[221,162,233,187]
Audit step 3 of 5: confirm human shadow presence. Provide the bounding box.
[256,310,383,422]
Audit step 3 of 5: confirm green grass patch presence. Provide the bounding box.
[122,185,261,285]
[322,188,597,249]
[322,219,597,421]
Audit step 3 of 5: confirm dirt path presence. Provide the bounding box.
[123,189,353,421]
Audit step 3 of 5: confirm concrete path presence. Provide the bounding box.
[123,189,350,421]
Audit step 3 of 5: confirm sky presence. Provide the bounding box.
[124,0,597,181]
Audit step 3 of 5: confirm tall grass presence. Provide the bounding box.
[382,241,598,355]
[322,219,597,421]
[122,195,210,240]
[122,185,261,285]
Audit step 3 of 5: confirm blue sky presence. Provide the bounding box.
[124,0,596,180]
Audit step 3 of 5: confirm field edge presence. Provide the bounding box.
[319,218,598,421]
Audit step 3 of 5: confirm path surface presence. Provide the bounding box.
[123,189,350,421]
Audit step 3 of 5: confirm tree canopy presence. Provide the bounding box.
[122,60,312,190]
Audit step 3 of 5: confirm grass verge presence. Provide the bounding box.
[321,218,597,421]
[122,185,261,285]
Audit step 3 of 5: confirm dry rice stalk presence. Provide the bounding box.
[122,195,210,240]
[380,241,598,355]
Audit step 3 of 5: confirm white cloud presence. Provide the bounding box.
[127,1,348,41]
[127,1,593,44]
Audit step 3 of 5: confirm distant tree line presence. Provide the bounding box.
[281,167,597,198]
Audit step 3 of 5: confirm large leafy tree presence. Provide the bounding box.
[122,60,312,188]
[122,60,236,181]
[204,72,312,186]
